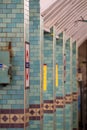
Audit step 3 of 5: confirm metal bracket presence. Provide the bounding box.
[75,16,87,23]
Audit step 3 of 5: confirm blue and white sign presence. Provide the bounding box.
[25,62,30,68]
[0,64,3,68]
[0,64,8,69]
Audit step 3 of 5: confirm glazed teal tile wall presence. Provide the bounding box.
[65,39,71,94]
[29,0,42,130]
[0,0,30,129]
[43,31,55,130]
[0,0,24,110]
[43,32,53,100]
[0,0,78,129]
[72,42,78,130]
[65,39,72,130]
[56,33,65,130]
[29,0,40,105]
[56,34,64,97]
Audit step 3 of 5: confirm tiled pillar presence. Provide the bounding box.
[72,42,78,130]
[53,27,56,130]
[29,0,42,130]
[40,16,44,130]
[0,0,29,129]
[65,39,73,130]
[56,33,65,130]
[43,30,55,130]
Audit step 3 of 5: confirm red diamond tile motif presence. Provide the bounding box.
[12,116,18,122]
[30,110,35,115]
[2,116,8,122]
[22,116,24,121]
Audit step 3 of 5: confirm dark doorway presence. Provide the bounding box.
[78,41,87,130]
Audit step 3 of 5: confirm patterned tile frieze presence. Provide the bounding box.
[56,97,65,108]
[73,92,78,101]
[43,100,56,113]
[65,94,73,104]
[29,104,43,120]
[0,109,25,128]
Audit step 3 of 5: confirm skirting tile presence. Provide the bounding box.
[0,109,29,128]
[65,94,73,104]
[73,93,78,101]
[56,97,65,108]
[43,100,56,113]
[29,104,43,120]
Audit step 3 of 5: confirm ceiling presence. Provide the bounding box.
[40,0,87,47]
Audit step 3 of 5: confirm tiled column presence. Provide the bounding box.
[65,39,73,130]
[0,0,29,129]
[29,0,42,130]
[39,15,44,130]
[56,33,65,130]
[72,42,78,130]
[43,30,55,130]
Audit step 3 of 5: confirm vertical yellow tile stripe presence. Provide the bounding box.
[56,64,58,87]
[43,64,47,91]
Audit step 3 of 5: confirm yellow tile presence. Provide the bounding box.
[43,64,47,91]
[56,64,58,87]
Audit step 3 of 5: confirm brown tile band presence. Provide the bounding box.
[56,97,65,108]
[65,94,73,104]
[43,100,56,113]
[29,104,40,108]
[0,108,29,128]
[0,124,24,128]
[73,92,78,101]
[0,109,24,114]
[43,100,54,103]
[73,128,78,130]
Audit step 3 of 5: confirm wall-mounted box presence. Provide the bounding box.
[0,51,10,85]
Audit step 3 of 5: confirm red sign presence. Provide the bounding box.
[25,42,30,89]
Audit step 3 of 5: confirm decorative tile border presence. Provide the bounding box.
[0,108,29,128]
[29,104,43,120]
[73,92,78,101]
[56,97,65,108]
[0,109,25,128]
[65,94,73,104]
[43,100,56,113]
